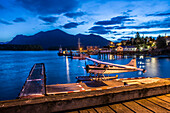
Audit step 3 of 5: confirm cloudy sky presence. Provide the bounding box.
[0,0,170,42]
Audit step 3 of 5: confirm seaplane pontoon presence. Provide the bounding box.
[76,58,146,81]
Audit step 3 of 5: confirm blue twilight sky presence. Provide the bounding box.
[0,0,170,42]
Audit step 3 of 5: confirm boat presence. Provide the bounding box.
[85,57,146,74]
[63,49,73,56]
[72,53,90,60]
[71,38,90,60]
[58,47,63,56]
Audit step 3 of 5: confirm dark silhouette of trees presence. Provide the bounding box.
[135,32,140,39]
[135,32,141,45]
[0,44,43,51]
[156,35,166,49]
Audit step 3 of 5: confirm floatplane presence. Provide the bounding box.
[76,57,146,81]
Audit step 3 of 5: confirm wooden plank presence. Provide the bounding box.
[123,101,152,113]
[94,106,115,113]
[156,95,170,103]
[65,111,79,113]
[109,103,133,113]
[135,99,169,112]
[166,94,170,97]
[79,108,97,113]
[19,63,46,98]
[147,97,170,110]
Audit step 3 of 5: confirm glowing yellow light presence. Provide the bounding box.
[117,43,122,46]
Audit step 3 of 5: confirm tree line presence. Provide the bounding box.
[0,44,43,51]
[120,32,167,49]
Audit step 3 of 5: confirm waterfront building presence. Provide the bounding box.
[115,45,137,52]
[123,46,137,52]
[116,45,123,52]
[165,36,170,46]
[109,41,115,47]
[87,46,99,51]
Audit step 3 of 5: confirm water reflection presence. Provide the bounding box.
[139,55,144,59]
[109,54,115,60]
[124,55,128,59]
[66,56,70,83]
[96,54,169,79]
[0,51,169,101]
[145,58,158,77]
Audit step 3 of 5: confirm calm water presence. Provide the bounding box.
[0,51,170,101]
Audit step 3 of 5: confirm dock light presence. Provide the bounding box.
[140,47,143,51]
[80,47,82,51]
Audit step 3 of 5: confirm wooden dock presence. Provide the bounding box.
[18,63,46,98]
[1,77,169,113]
[11,63,170,113]
[46,77,163,95]
[46,80,125,95]
[18,63,165,98]
[66,94,170,113]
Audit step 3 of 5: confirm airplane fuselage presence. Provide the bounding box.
[86,65,137,74]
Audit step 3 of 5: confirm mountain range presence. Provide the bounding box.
[8,29,110,49]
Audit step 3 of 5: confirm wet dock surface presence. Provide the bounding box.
[1,77,169,113]
[66,94,170,113]
[46,80,124,95]
[46,83,85,94]
[19,63,46,98]
[19,63,166,98]
[46,77,162,95]
[15,63,170,112]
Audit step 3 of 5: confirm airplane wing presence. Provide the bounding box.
[85,57,146,72]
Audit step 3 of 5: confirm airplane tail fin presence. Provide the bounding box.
[126,58,136,67]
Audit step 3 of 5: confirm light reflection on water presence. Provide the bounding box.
[66,56,70,83]
[0,51,169,101]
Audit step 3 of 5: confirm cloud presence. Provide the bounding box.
[121,36,132,39]
[122,9,133,16]
[39,16,58,24]
[13,17,26,22]
[95,16,135,25]
[111,37,116,39]
[138,29,170,34]
[113,17,170,30]
[142,17,170,28]
[117,37,132,41]
[146,12,170,16]
[127,10,132,12]
[88,26,113,34]
[64,11,86,18]
[113,25,150,29]
[114,33,122,36]
[0,4,5,9]
[0,19,12,25]
[117,38,124,41]
[62,21,85,29]
[16,0,79,15]
[105,26,115,29]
